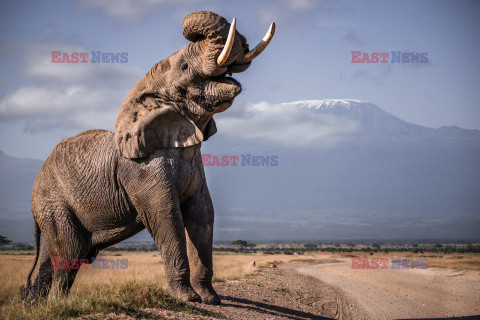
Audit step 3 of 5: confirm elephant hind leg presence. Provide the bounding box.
[24,243,53,304]
[40,206,90,300]
[49,268,81,300]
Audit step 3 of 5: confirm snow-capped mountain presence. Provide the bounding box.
[281,99,480,139]
[283,99,369,110]
[282,99,431,137]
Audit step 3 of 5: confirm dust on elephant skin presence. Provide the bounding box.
[21,11,275,305]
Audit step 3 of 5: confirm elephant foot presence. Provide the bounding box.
[20,285,44,305]
[192,284,221,305]
[19,285,29,302]
[201,291,221,305]
[174,286,201,303]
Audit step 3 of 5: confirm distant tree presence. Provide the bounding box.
[0,235,11,246]
[346,243,356,249]
[232,240,248,250]
[434,244,444,250]
[372,243,381,250]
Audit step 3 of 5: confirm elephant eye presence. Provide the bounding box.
[181,63,188,71]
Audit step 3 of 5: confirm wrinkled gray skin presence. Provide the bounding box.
[21,11,254,305]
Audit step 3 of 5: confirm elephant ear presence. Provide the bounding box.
[203,116,217,141]
[115,98,216,159]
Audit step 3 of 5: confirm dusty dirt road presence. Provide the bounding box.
[85,259,480,319]
[169,259,368,320]
[296,258,480,319]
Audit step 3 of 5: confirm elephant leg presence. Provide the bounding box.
[145,205,200,302]
[182,184,220,305]
[49,268,80,300]
[25,243,53,304]
[40,206,90,300]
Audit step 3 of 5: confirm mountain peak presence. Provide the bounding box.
[281,99,431,137]
[281,99,369,110]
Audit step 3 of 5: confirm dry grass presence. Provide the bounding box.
[328,251,480,271]
[0,251,307,319]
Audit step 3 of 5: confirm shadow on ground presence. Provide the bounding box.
[398,317,480,320]
[221,295,335,320]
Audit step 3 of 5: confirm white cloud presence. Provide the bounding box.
[9,42,144,87]
[26,57,143,87]
[0,41,143,133]
[217,101,360,147]
[1,41,144,90]
[0,85,121,132]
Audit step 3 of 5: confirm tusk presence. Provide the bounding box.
[217,17,236,66]
[244,22,276,63]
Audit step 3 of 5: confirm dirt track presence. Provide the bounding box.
[193,259,370,320]
[295,258,480,319]
[197,258,480,320]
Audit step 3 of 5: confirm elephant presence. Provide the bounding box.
[20,11,275,305]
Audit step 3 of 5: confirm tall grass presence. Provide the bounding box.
[0,251,291,319]
[2,280,217,320]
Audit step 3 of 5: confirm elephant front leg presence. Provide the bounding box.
[144,206,200,303]
[182,185,220,305]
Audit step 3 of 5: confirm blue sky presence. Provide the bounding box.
[1,0,479,159]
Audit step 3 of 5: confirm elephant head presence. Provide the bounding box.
[115,11,275,159]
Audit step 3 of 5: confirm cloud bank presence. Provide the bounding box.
[217,101,361,147]
[0,85,120,133]
[0,41,142,133]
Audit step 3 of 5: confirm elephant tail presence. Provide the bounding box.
[26,220,41,288]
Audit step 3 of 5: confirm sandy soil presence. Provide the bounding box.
[192,259,372,320]
[296,258,480,320]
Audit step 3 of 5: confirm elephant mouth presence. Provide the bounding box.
[211,74,241,95]
[205,75,241,112]
[225,62,251,74]
[206,62,247,112]
[214,75,241,87]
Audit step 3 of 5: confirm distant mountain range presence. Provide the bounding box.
[1,99,479,242]
[0,151,43,242]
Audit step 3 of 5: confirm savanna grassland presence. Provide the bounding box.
[0,250,479,319]
[0,251,313,319]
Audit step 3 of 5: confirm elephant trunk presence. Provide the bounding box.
[182,11,275,76]
[182,11,245,76]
